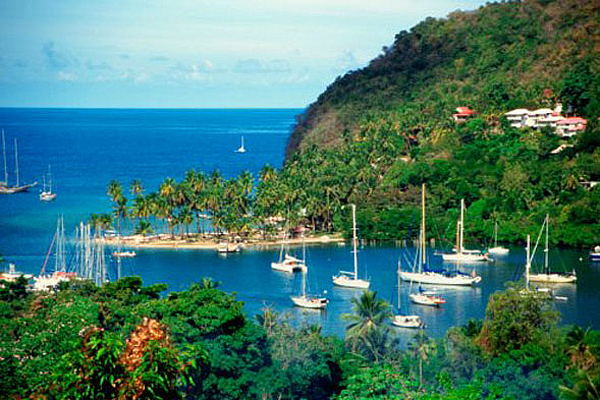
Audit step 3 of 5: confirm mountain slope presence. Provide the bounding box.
[287,0,600,157]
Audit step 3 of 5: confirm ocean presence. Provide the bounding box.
[0,108,598,339]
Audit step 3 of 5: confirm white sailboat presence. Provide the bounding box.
[528,214,576,284]
[391,259,424,328]
[488,221,509,255]
[590,246,600,262]
[400,184,482,286]
[271,236,306,273]
[0,135,37,194]
[332,204,370,289]
[34,217,80,291]
[441,199,489,262]
[290,246,327,309]
[235,136,246,153]
[40,165,57,201]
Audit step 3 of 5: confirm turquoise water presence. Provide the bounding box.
[0,108,598,338]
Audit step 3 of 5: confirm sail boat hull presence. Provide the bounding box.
[400,271,481,286]
[290,295,327,309]
[271,254,306,273]
[391,315,424,329]
[528,273,576,283]
[332,274,370,289]
[488,246,509,255]
[441,252,489,262]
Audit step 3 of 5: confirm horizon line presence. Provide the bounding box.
[0,106,306,110]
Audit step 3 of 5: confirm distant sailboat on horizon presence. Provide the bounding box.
[0,132,37,194]
[40,165,57,202]
[235,136,246,153]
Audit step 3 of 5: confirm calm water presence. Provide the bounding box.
[0,108,598,339]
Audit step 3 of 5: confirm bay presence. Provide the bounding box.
[0,108,598,340]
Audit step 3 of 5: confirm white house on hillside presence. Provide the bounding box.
[504,108,530,128]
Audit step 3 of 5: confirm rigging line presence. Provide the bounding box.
[40,232,57,275]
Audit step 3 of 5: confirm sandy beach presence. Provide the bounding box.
[100,233,346,250]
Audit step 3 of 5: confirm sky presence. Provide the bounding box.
[0,0,485,108]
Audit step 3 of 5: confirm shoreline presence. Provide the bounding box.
[100,233,346,250]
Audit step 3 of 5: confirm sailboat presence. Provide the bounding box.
[0,133,37,194]
[391,259,424,328]
[290,245,327,309]
[400,184,482,286]
[235,136,246,153]
[488,221,509,255]
[590,246,600,262]
[271,235,306,273]
[33,216,80,291]
[441,199,489,262]
[332,204,370,289]
[528,214,576,284]
[40,165,57,201]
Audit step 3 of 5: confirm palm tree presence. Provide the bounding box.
[408,330,436,388]
[130,178,143,196]
[184,169,207,236]
[342,291,391,360]
[107,180,125,237]
[159,178,177,237]
[135,220,154,236]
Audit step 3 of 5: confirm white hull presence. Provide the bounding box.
[441,251,489,262]
[290,295,327,309]
[271,261,306,273]
[400,271,481,286]
[113,251,136,258]
[33,272,80,291]
[332,274,370,289]
[217,243,241,253]
[409,293,445,306]
[488,246,509,255]
[391,314,424,329]
[528,273,576,283]
[271,254,307,273]
[40,191,57,201]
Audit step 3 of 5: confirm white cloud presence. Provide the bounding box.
[57,71,77,81]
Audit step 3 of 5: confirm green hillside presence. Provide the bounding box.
[282,0,600,247]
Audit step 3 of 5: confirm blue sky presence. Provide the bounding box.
[0,0,485,108]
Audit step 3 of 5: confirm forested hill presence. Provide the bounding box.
[277,0,600,247]
[287,0,599,156]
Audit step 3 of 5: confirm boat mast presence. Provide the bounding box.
[14,138,19,187]
[544,214,549,274]
[460,199,465,254]
[421,184,426,270]
[48,165,52,193]
[301,269,306,298]
[397,258,402,313]
[526,234,531,290]
[2,130,7,185]
[494,221,498,248]
[352,204,358,280]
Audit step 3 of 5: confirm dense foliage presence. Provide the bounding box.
[1,275,600,399]
[281,0,600,247]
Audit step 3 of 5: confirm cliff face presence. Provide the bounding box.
[286,0,600,159]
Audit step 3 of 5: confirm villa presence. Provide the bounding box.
[453,107,475,122]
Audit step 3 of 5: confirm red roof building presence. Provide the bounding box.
[453,107,475,122]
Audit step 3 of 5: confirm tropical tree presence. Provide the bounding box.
[107,180,126,237]
[130,178,143,197]
[342,290,392,362]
